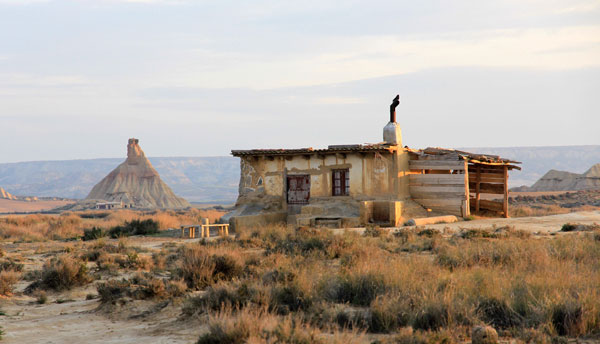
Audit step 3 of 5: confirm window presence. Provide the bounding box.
[332,169,349,196]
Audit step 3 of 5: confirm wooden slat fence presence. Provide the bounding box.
[409,160,470,217]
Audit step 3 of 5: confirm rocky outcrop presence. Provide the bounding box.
[527,163,600,191]
[85,138,191,209]
[0,187,16,200]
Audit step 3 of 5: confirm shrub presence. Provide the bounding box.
[36,290,48,304]
[560,223,577,232]
[97,279,129,304]
[175,246,243,289]
[109,219,159,238]
[413,303,448,331]
[477,297,523,329]
[324,272,387,307]
[82,227,106,241]
[0,270,20,295]
[551,302,584,336]
[27,255,91,292]
[460,229,498,239]
[363,226,388,237]
[0,259,24,272]
[270,283,312,314]
[183,284,249,316]
[196,307,327,344]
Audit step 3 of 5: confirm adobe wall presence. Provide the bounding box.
[236,148,410,203]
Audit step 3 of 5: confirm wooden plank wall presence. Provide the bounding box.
[408,160,470,217]
[468,164,509,217]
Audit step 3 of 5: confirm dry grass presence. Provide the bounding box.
[0,208,226,242]
[0,270,20,295]
[2,214,600,342]
[26,254,91,292]
[196,306,364,344]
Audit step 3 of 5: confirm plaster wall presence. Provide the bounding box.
[237,148,410,203]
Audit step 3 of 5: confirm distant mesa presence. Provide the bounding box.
[514,163,600,192]
[84,138,191,209]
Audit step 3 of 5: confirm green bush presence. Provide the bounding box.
[413,303,448,331]
[477,297,523,329]
[560,223,577,232]
[82,227,106,241]
[109,219,159,238]
[0,259,24,272]
[551,302,584,336]
[270,283,312,314]
[325,272,387,307]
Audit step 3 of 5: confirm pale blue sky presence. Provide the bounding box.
[0,0,598,162]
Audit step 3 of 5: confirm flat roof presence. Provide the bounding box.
[231,144,396,157]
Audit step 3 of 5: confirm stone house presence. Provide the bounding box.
[227,98,520,230]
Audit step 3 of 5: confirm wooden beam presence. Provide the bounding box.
[409,174,465,185]
[410,185,467,193]
[463,161,470,217]
[409,160,465,171]
[413,198,464,208]
[475,165,481,212]
[410,191,467,199]
[468,182,504,194]
[468,175,505,183]
[503,165,509,218]
[471,199,504,212]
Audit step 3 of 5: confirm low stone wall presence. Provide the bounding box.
[229,211,288,232]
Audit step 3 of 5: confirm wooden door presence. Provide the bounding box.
[287,175,310,204]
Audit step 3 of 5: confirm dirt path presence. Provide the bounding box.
[409,210,600,234]
[0,296,201,344]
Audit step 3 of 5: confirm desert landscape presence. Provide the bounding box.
[1,207,599,343]
[2,0,599,343]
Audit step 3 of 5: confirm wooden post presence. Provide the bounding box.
[202,218,210,238]
[475,165,481,213]
[503,165,509,218]
[463,161,470,217]
[181,226,184,238]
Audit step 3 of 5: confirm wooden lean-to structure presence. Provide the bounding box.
[408,147,521,218]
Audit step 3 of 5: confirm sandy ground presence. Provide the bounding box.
[1,211,600,343]
[0,199,74,213]
[405,211,600,234]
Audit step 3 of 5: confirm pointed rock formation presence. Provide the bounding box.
[528,163,600,191]
[86,138,191,209]
[0,187,16,200]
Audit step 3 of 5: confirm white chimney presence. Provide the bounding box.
[383,95,402,145]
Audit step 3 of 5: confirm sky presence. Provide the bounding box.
[0,0,599,163]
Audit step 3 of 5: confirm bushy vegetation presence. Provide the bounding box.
[26,255,91,292]
[2,209,600,343]
[82,227,105,241]
[108,219,159,238]
[0,208,226,242]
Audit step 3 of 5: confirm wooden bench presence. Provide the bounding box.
[180,224,229,238]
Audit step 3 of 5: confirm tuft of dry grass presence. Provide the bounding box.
[0,270,20,295]
[196,306,364,344]
[26,254,91,292]
[174,245,244,289]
